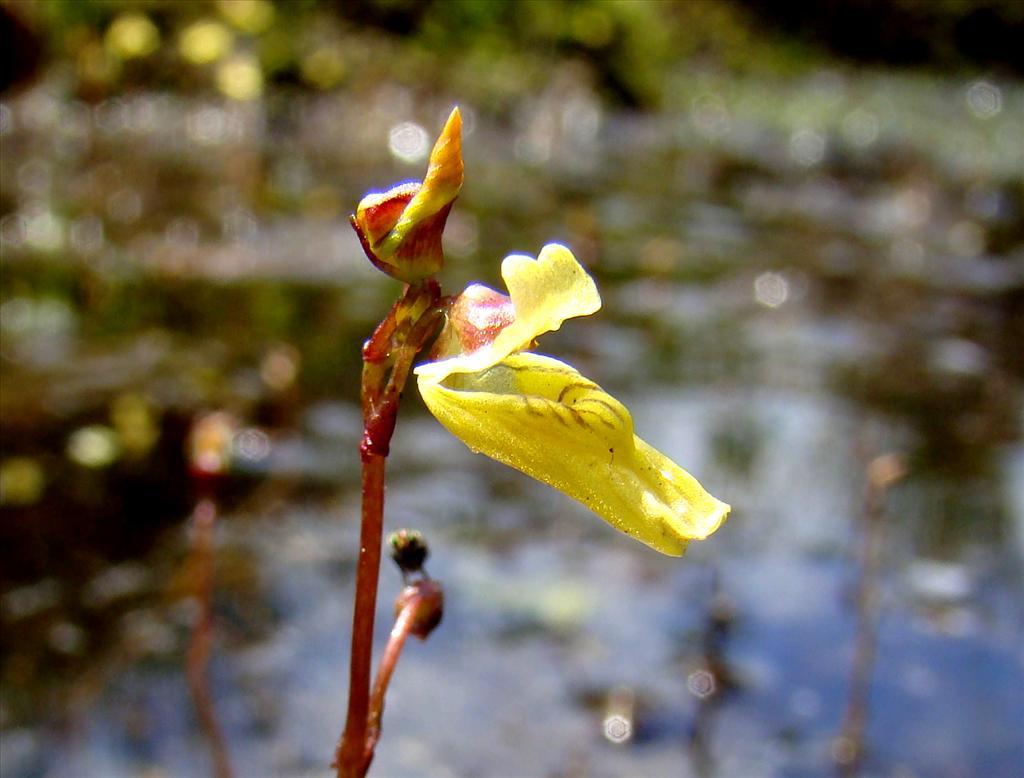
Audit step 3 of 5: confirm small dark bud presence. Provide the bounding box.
[388,528,429,575]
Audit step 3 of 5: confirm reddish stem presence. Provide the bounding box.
[335,282,444,778]
[186,498,234,778]
[335,452,387,775]
[361,597,417,772]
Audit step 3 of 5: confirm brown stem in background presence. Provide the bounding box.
[834,453,905,776]
[185,497,233,778]
[687,569,738,777]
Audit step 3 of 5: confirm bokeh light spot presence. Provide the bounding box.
[67,426,121,469]
[93,98,128,135]
[2,579,60,619]
[187,106,229,145]
[301,47,347,90]
[216,55,263,101]
[790,128,825,166]
[603,714,632,743]
[217,0,275,34]
[692,93,730,138]
[0,458,45,506]
[965,80,1002,120]
[179,20,234,66]
[189,412,237,475]
[754,271,789,308]
[388,122,430,164]
[234,428,271,463]
[164,217,200,248]
[687,668,716,699]
[260,345,300,391]
[111,394,160,458]
[105,14,161,60]
[24,209,65,253]
[842,108,879,147]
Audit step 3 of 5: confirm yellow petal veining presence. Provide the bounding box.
[415,243,730,555]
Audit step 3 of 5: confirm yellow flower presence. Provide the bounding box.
[415,244,730,556]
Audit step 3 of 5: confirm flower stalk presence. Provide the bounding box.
[335,282,444,777]
[362,577,444,774]
[335,108,462,778]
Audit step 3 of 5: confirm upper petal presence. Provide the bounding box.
[414,243,601,383]
[417,351,730,555]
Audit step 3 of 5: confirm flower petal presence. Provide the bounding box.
[418,351,730,555]
[415,243,601,383]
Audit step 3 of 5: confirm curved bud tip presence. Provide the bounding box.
[422,107,463,209]
[351,107,464,283]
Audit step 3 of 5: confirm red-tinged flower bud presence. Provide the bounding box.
[351,108,464,283]
[394,579,444,640]
[429,283,516,361]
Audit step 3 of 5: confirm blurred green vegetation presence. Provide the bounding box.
[5,0,1021,107]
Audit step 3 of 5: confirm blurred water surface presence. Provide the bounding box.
[1,5,1023,777]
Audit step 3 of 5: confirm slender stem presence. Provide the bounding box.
[836,453,903,776]
[186,498,233,778]
[361,597,417,771]
[335,452,387,776]
[335,282,444,777]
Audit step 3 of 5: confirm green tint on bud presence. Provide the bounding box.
[352,108,464,283]
[388,528,429,575]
